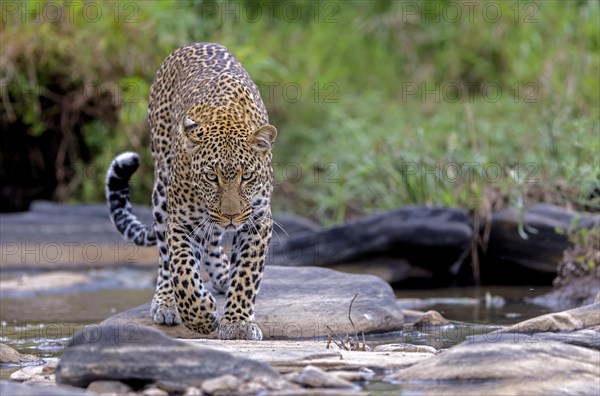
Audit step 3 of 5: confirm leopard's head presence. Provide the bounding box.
[182,116,277,231]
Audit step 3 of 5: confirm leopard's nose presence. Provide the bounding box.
[223,213,241,222]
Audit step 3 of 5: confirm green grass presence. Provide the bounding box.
[1,0,598,222]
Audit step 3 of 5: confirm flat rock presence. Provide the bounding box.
[388,337,600,395]
[0,343,43,365]
[55,325,281,389]
[186,340,433,373]
[467,329,600,351]
[0,200,154,244]
[0,201,319,270]
[492,302,600,334]
[101,265,404,339]
[374,343,437,354]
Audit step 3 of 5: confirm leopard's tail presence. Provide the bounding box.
[105,152,157,247]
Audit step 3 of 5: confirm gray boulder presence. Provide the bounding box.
[388,304,600,395]
[101,265,404,339]
[528,271,600,310]
[0,344,42,365]
[56,324,280,389]
[482,204,599,284]
[267,206,471,275]
[388,335,600,395]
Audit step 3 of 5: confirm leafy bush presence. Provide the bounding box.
[1,0,598,222]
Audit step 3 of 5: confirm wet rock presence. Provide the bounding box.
[481,204,599,284]
[327,368,375,382]
[267,206,471,281]
[0,381,87,396]
[87,380,133,394]
[528,276,600,310]
[388,338,600,395]
[469,329,600,351]
[9,363,56,386]
[199,373,290,396]
[399,308,429,324]
[10,366,49,383]
[0,343,42,365]
[182,387,202,395]
[374,343,437,354]
[493,302,600,334]
[292,365,357,389]
[102,265,404,339]
[56,325,280,389]
[200,374,241,395]
[142,386,169,396]
[413,310,451,327]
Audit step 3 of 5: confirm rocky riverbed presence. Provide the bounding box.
[2,300,599,395]
[1,202,599,394]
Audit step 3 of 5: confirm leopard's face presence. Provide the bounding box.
[185,119,276,230]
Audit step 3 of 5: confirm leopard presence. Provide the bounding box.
[105,43,277,340]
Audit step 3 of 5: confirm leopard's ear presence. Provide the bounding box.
[181,117,201,145]
[249,124,277,153]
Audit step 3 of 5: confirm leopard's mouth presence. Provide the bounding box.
[208,210,251,230]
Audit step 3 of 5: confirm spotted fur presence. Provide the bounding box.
[105,43,277,340]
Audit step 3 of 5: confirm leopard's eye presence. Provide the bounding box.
[241,171,253,181]
[205,172,218,182]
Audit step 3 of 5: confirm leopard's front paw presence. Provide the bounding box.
[218,319,263,340]
[150,297,181,325]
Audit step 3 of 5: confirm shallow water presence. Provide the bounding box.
[396,285,554,324]
[0,287,155,380]
[0,268,555,384]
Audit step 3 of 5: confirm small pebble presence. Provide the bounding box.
[374,343,437,354]
[183,386,202,396]
[87,380,133,395]
[293,365,358,389]
[142,386,169,396]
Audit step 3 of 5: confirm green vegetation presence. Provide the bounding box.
[555,216,600,286]
[1,0,598,222]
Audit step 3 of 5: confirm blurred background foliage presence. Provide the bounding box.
[1,0,598,222]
